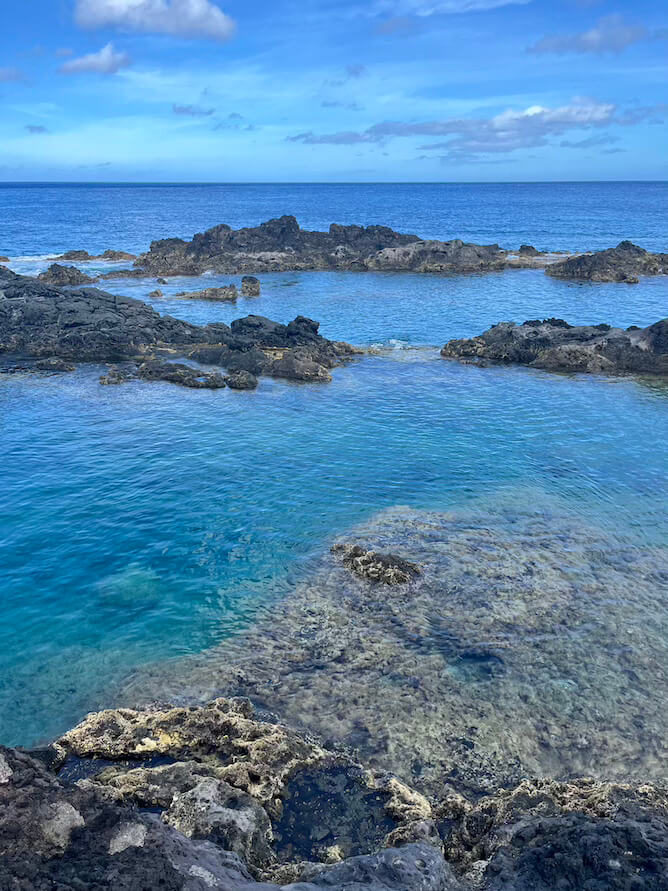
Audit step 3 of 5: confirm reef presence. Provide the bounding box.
[3,695,668,889]
[0,267,357,385]
[120,502,668,806]
[545,240,668,283]
[332,543,421,584]
[441,317,668,376]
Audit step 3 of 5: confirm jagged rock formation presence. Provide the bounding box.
[0,268,356,384]
[546,240,668,283]
[3,698,668,889]
[132,216,509,276]
[441,317,668,375]
[38,263,97,287]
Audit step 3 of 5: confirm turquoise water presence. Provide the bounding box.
[1,183,668,747]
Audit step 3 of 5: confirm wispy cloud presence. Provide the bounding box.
[172,103,215,115]
[322,99,363,110]
[74,0,236,42]
[288,98,666,162]
[373,0,531,17]
[560,133,618,148]
[0,67,25,82]
[345,64,367,78]
[528,14,667,55]
[25,124,49,134]
[59,43,132,75]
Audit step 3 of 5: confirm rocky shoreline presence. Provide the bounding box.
[4,695,668,889]
[0,267,358,387]
[6,219,665,283]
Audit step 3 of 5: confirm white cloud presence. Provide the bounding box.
[59,43,132,75]
[529,14,655,55]
[74,0,236,41]
[287,98,667,162]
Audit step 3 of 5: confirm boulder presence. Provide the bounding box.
[225,370,259,390]
[38,264,97,287]
[242,275,261,296]
[136,361,227,389]
[332,544,421,585]
[176,285,238,301]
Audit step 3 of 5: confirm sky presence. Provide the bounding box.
[1,0,666,182]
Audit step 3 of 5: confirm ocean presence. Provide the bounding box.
[1,181,667,755]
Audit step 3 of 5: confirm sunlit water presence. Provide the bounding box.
[1,183,667,748]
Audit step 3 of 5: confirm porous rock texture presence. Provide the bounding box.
[4,699,668,888]
[441,317,668,376]
[0,697,458,889]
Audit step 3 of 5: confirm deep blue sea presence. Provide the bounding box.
[1,182,667,747]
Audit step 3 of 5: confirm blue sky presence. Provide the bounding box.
[1,0,666,181]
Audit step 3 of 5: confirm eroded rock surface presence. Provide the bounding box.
[332,543,421,584]
[242,276,261,296]
[546,240,668,283]
[441,317,668,376]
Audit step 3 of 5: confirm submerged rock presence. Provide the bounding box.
[34,357,76,372]
[242,275,261,296]
[546,240,668,283]
[38,263,97,287]
[332,543,420,584]
[441,317,668,376]
[120,502,668,803]
[176,285,238,302]
[148,288,163,298]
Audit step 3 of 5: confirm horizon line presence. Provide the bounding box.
[1,179,667,186]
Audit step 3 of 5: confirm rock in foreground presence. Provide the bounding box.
[441,317,668,375]
[3,697,668,889]
[332,543,421,584]
[546,240,668,283]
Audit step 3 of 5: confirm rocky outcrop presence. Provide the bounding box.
[225,370,259,390]
[4,697,668,888]
[132,216,511,277]
[441,317,668,376]
[546,240,668,283]
[332,543,421,584]
[242,276,261,296]
[38,263,97,287]
[442,778,668,890]
[176,285,238,302]
[0,268,356,384]
[51,249,137,262]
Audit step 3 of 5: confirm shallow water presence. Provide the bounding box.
[1,182,668,749]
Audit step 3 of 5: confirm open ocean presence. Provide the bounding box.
[1,181,668,749]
